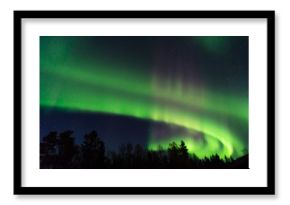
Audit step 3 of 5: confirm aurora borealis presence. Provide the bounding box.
[40,36,248,159]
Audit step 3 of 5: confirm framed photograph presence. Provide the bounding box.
[14,10,275,195]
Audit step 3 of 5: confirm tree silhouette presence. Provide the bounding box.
[41,131,57,154]
[58,130,76,168]
[40,129,248,169]
[157,145,167,168]
[134,144,144,168]
[179,140,189,167]
[168,142,179,167]
[40,131,58,168]
[125,143,133,167]
[81,130,105,168]
[179,141,188,158]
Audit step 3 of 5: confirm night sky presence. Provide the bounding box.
[40,36,248,159]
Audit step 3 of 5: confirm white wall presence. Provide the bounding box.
[0,0,287,204]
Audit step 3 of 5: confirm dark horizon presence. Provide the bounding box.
[40,108,151,152]
[40,129,249,169]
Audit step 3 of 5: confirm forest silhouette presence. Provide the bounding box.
[40,130,248,169]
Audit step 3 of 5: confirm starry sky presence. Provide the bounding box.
[40,36,248,159]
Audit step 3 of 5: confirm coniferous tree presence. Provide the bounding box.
[134,144,144,168]
[81,130,105,168]
[168,142,179,167]
[179,140,189,167]
[40,131,58,168]
[58,130,75,168]
[40,129,248,169]
[179,140,188,159]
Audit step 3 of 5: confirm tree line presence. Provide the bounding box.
[40,130,248,169]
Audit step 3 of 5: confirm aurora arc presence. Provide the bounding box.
[40,36,248,159]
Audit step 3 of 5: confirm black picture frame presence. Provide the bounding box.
[14,10,275,195]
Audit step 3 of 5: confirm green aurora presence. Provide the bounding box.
[40,36,248,159]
